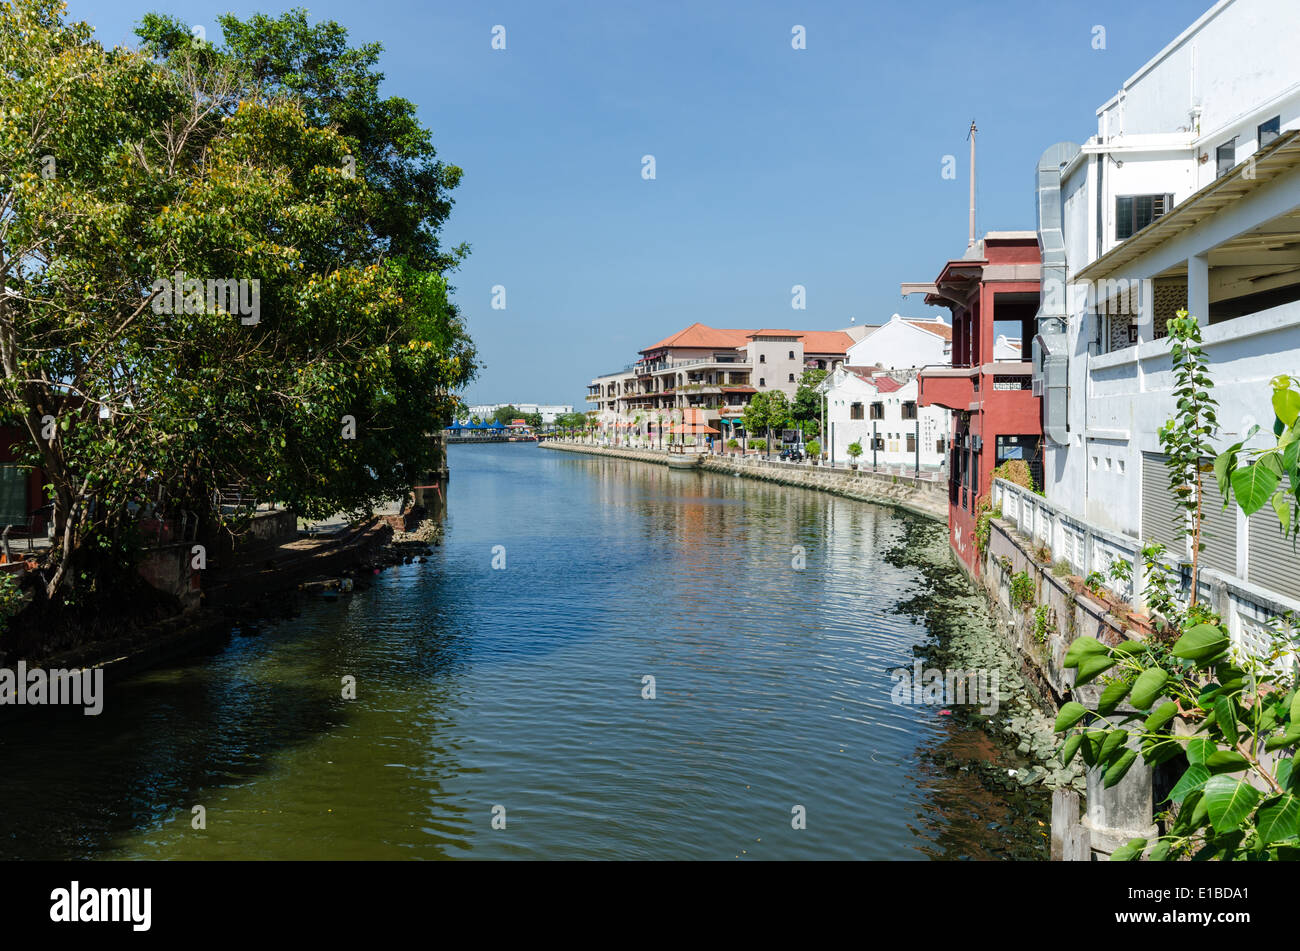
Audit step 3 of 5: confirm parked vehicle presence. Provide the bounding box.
[779,445,804,463]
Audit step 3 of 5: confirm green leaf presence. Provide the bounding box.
[1205,750,1249,774]
[1173,789,1207,834]
[1273,490,1293,535]
[1173,624,1230,663]
[1273,385,1300,427]
[1129,668,1169,711]
[1074,652,1118,687]
[1214,696,1239,746]
[1168,764,1211,804]
[1144,701,1178,733]
[1063,636,1107,668]
[1256,793,1300,846]
[1054,702,1088,733]
[1231,462,1279,516]
[1265,723,1300,751]
[1186,737,1215,765]
[1097,676,1135,716]
[1110,837,1146,861]
[1202,775,1261,834]
[1148,839,1172,862]
[1100,729,1129,762]
[1290,690,1300,727]
[1105,748,1140,788]
[1060,733,1083,767]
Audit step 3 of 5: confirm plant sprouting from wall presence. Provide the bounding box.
[1156,312,1219,606]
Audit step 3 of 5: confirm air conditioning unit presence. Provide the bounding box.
[1032,378,1044,397]
[972,435,983,452]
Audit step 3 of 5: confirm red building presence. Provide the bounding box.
[907,232,1042,573]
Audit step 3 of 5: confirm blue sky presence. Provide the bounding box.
[72,0,1214,407]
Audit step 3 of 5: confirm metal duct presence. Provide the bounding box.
[1032,141,1080,446]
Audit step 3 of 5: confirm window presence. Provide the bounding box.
[902,401,917,420]
[1116,194,1173,241]
[788,350,794,360]
[1216,137,1237,178]
[0,466,25,525]
[788,373,795,382]
[906,433,916,453]
[850,402,864,420]
[935,438,945,454]
[869,402,884,420]
[1259,116,1281,149]
[759,354,766,363]
[758,377,765,387]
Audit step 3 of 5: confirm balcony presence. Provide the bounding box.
[918,367,975,411]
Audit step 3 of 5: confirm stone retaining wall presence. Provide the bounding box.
[540,442,947,522]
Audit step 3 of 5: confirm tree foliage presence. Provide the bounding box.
[0,0,476,603]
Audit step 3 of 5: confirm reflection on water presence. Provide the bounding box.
[0,443,1047,860]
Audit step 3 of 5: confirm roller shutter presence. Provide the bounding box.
[1247,483,1300,599]
[1141,453,1185,556]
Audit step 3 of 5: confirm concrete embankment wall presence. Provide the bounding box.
[540,442,947,523]
[969,514,1161,859]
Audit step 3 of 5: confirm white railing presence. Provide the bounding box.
[991,478,1300,663]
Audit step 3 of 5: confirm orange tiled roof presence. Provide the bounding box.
[904,319,953,341]
[640,322,755,353]
[641,323,853,356]
[799,330,854,355]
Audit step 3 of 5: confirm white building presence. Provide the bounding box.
[467,403,573,424]
[844,314,951,369]
[1029,0,1300,632]
[818,367,949,469]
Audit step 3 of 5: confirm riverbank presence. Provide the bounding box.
[540,441,948,522]
[5,513,439,690]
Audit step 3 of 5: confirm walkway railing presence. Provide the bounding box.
[991,478,1300,662]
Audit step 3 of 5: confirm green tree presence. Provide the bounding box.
[791,368,826,438]
[0,1,476,605]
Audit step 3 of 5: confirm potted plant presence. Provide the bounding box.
[727,438,740,457]
[846,441,863,470]
[806,439,821,465]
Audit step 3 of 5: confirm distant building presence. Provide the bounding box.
[817,367,949,470]
[466,403,573,424]
[585,321,861,441]
[844,314,951,369]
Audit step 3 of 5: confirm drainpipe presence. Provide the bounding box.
[1032,141,1081,448]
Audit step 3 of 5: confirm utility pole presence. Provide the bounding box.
[967,119,978,250]
[872,420,878,471]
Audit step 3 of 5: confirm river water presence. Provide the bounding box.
[0,442,1050,860]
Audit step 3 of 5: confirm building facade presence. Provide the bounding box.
[1032,0,1300,605]
[909,232,1044,572]
[818,367,949,470]
[585,321,863,440]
